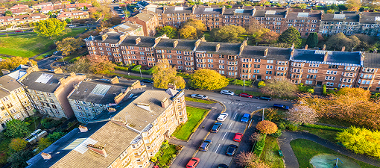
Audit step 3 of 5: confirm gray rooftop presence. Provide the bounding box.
[155,39,196,51]
[360,12,380,24]
[120,36,156,47]
[253,10,287,18]
[21,71,74,93]
[363,53,380,68]
[321,13,359,22]
[240,46,291,60]
[292,49,362,65]
[196,42,241,55]
[134,12,156,22]
[101,32,123,44]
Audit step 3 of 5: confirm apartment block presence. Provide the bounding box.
[21,70,86,119]
[0,76,34,132]
[124,12,159,36]
[357,53,380,92]
[319,12,360,36]
[0,14,48,26]
[57,11,89,20]
[27,89,187,168]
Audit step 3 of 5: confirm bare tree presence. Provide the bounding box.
[287,105,319,124]
[235,152,257,167]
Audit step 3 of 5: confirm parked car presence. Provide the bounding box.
[191,94,208,99]
[225,144,238,156]
[233,133,243,142]
[210,122,222,133]
[240,113,250,123]
[141,79,153,84]
[220,90,234,95]
[44,54,52,58]
[259,96,272,101]
[15,30,22,32]
[273,104,289,110]
[238,93,253,98]
[199,140,212,151]
[217,164,228,168]
[217,113,228,122]
[186,157,200,168]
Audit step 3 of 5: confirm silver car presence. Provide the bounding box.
[217,113,228,121]
[190,94,208,99]
[220,90,234,95]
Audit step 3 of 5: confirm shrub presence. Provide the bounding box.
[278,122,286,130]
[264,109,283,122]
[161,143,169,149]
[270,129,282,138]
[253,134,266,157]
[150,156,157,162]
[287,124,298,131]
[258,81,266,88]
[322,84,327,95]
[131,65,153,75]
[307,88,314,94]
[47,132,66,142]
[175,145,182,151]
[115,66,129,71]
[303,124,345,131]
[256,120,278,134]
[41,118,61,129]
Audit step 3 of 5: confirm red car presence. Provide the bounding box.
[233,133,243,142]
[238,93,253,98]
[186,157,200,168]
[15,30,22,32]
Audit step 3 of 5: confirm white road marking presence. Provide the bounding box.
[234,113,237,119]
[228,123,232,129]
[215,144,221,153]
[222,132,227,140]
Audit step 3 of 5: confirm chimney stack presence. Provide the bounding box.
[78,125,88,132]
[101,33,108,41]
[1,69,10,75]
[305,44,308,50]
[87,144,107,157]
[323,52,329,62]
[173,40,178,48]
[216,43,221,52]
[135,37,141,45]
[161,97,169,108]
[322,44,326,50]
[41,153,52,160]
[110,76,119,84]
[291,43,295,50]
[341,46,345,51]
[264,48,269,57]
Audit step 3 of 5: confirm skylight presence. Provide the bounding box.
[35,73,53,84]
[91,84,111,96]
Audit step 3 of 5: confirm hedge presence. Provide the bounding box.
[303,123,345,132]
[322,84,327,95]
[131,65,153,75]
[115,66,129,71]
[253,134,266,157]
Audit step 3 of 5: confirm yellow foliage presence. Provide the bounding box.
[189,69,229,90]
[0,57,36,71]
[179,25,197,39]
[152,59,186,89]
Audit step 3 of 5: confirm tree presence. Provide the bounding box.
[36,138,52,153]
[189,69,229,90]
[152,60,186,89]
[256,120,278,134]
[156,26,178,39]
[5,10,12,16]
[211,25,246,42]
[258,81,266,88]
[305,32,318,48]
[4,120,30,138]
[34,18,67,38]
[47,132,65,142]
[261,79,297,98]
[56,37,84,56]
[92,1,100,7]
[179,25,197,39]
[325,33,360,51]
[260,30,279,44]
[67,57,91,73]
[9,138,28,153]
[0,57,36,71]
[235,152,257,167]
[7,150,34,168]
[278,26,301,47]
[87,55,116,74]
[326,9,335,14]
[182,19,206,38]
[65,18,72,24]
[287,105,318,124]
[345,0,361,11]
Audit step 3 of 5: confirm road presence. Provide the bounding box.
[37,55,64,70]
[109,3,125,18]
[171,90,293,168]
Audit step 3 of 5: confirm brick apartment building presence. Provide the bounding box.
[124,12,159,36]
[0,14,48,26]
[57,11,89,20]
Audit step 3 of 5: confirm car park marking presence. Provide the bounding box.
[215,144,221,153]
[228,123,232,129]
[222,132,227,140]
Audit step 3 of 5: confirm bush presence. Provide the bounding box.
[258,81,266,88]
[41,118,61,129]
[303,124,345,131]
[161,143,169,149]
[115,66,129,71]
[287,124,298,131]
[322,84,327,95]
[307,89,314,94]
[47,132,66,142]
[175,145,182,151]
[278,122,286,130]
[253,134,266,157]
[256,120,278,134]
[298,83,314,93]
[270,129,282,138]
[131,65,153,75]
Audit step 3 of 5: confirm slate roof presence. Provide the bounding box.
[0,75,23,98]
[134,12,155,22]
[321,13,359,22]
[196,42,241,55]
[360,12,380,24]
[292,49,362,65]
[253,10,287,18]
[363,53,380,68]
[102,32,122,44]
[162,6,193,14]
[155,39,196,51]
[120,36,156,47]
[286,12,321,20]
[193,7,222,14]
[240,46,291,60]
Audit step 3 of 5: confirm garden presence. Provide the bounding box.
[151,140,182,168]
[184,97,216,104]
[172,106,209,141]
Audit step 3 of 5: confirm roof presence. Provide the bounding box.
[321,13,359,22]
[162,6,193,14]
[240,46,291,60]
[193,7,222,14]
[102,32,123,44]
[360,12,380,24]
[196,42,241,55]
[363,53,380,68]
[155,39,196,51]
[134,12,156,22]
[0,75,23,98]
[292,49,362,65]
[253,9,287,18]
[113,22,142,33]
[120,36,156,47]
[286,12,321,20]
[21,71,76,93]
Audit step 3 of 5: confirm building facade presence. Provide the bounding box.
[124,12,159,36]
[0,14,48,26]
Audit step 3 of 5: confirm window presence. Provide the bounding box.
[266,65,273,69]
[326,82,334,86]
[325,76,335,80]
[254,64,260,68]
[305,80,313,84]
[308,69,318,73]
[267,60,273,63]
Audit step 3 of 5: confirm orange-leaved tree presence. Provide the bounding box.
[256,120,278,134]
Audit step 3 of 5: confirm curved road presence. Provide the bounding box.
[278,131,380,168]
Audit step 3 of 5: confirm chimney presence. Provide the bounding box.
[1,69,10,75]
[222,6,226,15]
[161,97,169,108]
[173,40,178,48]
[87,144,107,157]
[341,46,345,51]
[101,33,108,41]
[290,48,295,60]
[195,39,201,48]
[304,44,308,50]
[322,44,326,50]
[192,5,196,14]
[41,153,52,160]
[78,125,88,132]
[200,35,206,42]
[110,76,119,84]
[264,48,269,57]
[323,52,329,62]
[135,37,141,45]
[119,33,127,44]
[168,83,176,90]
[54,68,63,74]
[216,43,220,52]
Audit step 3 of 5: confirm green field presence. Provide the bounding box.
[290,139,378,168]
[260,136,284,168]
[172,106,209,141]
[0,28,86,58]
[185,97,216,104]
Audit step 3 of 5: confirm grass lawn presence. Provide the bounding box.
[298,126,341,143]
[290,139,378,168]
[0,28,86,58]
[155,144,178,167]
[185,97,216,104]
[172,106,209,141]
[318,117,353,128]
[234,90,265,96]
[228,78,252,86]
[260,136,284,168]
[106,72,152,80]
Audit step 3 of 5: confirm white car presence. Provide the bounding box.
[190,94,208,99]
[217,113,228,122]
[220,90,234,95]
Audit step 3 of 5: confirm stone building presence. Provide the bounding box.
[124,12,159,36]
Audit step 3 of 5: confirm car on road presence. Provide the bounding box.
[44,54,52,58]
[186,157,200,168]
[217,164,228,168]
[273,104,289,110]
[191,94,208,99]
[240,113,250,123]
[225,144,238,156]
[140,79,153,84]
[217,113,228,122]
[210,122,222,133]
[233,133,243,142]
[238,93,253,98]
[258,96,272,101]
[15,30,22,32]
[220,90,234,95]
[199,140,212,151]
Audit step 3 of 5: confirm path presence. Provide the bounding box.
[278,131,380,168]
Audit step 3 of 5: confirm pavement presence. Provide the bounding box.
[278,131,380,168]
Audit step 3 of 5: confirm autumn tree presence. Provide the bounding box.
[256,120,278,134]
[0,57,36,71]
[325,33,360,51]
[34,18,67,38]
[179,25,197,39]
[156,26,178,39]
[182,19,206,38]
[189,69,229,90]
[305,32,318,48]
[56,37,85,56]
[287,105,318,124]
[36,138,52,153]
[260,30,279,44]
[261,78,297,98]
[67,57,91,73]
[9,138,28,153]
[211,25,246,42]
[87,55,116,74]
[152,60,186,89]
[278,26,301,47]
[345,0,361,11]
[235,152,257,167]
[4,120,30,138]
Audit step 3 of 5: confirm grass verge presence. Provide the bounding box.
[290,139,378,168]
[172,106,209,141]
[298,126,341,143]
[260,136,284,168]
[185,97,216,104]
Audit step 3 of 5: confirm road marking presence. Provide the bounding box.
[228,123,232,129]
[234,113,237,119]
[222,132,227,140]
[215,144,221,153]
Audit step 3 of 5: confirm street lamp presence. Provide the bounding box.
[139,69,142,79]
[243,79,245,92]
[262,108,265,121]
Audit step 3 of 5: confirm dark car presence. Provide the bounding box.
[273,104,289,110]
[226,144,238,156]
[238,93,253,98]
[141,79,153,84]
[44,54,52,58]
[240,113,250,123]
[211,122,222,133]
[259,96,272,101]
[217,164,228,168]
[199,140,212,151]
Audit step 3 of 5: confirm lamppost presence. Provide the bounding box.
[243,79,245,92]
[262,108,265,121]
[139,69,142,79]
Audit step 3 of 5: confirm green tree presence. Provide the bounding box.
[5,10,12,16]
[305,32,318,48]
[67,57,91,73]
[189,69,229,90]
[278,26,301,47]
[179,25,197,39]
[65,18,72,24]
[262,79,297,98]
[152,60,186,89]
[211,25,246,42]
[47,132,66,142]
[36,138,52,153]
[9,138,28,153]
[7,150,34,168]
[325,33,360,51]
[156,26,178,39]
[56,37,84,56]
[4,120,30,138]
[34,18,67,39]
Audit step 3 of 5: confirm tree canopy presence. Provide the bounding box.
[182,19,206,38]
[34,18,67,38]
[88,55,116,74]
[278,26,301,47]
[56,37,85,56]
[256,120,278,134]
[7,150,34,168]
[345,0,361,11]
[152,60,186,89]
[5,10,12,16]
[156,26,178,39]
[261,79,297,98]
[287,105,318,124]
[0,57,36,71]
[4,120,30,138]
[179,25,197,39]
[325,33,360,51]
[189,69,229,90]
[9,138,28,153]
[305,32,318,48]
[210,25,246,42]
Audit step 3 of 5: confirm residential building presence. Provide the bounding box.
[286,11,322,37]
[57,11,89,20]
[0,76,35,132]
[9,4,31,15]
[112,22,145,36]
[65,3,92,11]
[124,12,159,36]
[319,12,360,36]
[357,53,380,92]
[21,70,86,119]
[359,12,380,36]
[0,14,48,26]
[26,89,187,168]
